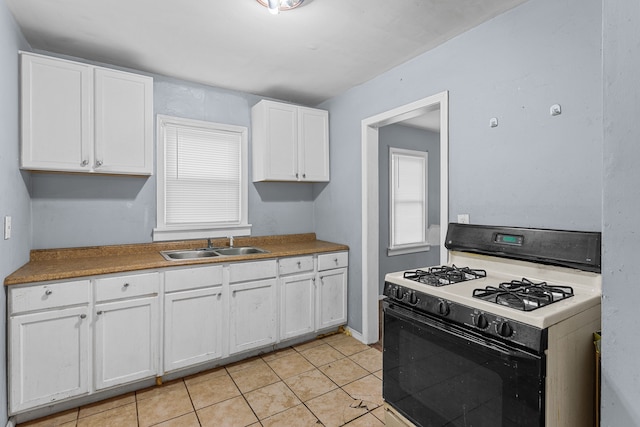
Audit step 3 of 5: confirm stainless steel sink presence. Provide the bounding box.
[160,246,269,261]
[160,249,220,261]
[213,247,270,256]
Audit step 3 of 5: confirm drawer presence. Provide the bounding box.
[279,256,314,275]
[165,265,223,293]
[229,259,277,283]
[318,251,349,271]
[10,280,90,314]
[95,272,159,302]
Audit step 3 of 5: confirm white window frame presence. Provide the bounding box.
[388,147,430,256]
[153,115,251,242]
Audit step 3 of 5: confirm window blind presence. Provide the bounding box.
[164,124,242,225]
[391,149,427,247]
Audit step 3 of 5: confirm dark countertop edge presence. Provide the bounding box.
[5,236,349,286]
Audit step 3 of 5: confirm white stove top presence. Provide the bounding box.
[384,251,602,329]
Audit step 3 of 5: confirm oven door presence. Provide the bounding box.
[383,301,544,427]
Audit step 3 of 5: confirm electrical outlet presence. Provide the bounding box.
[457,214,470,224]
[4,216,11,240]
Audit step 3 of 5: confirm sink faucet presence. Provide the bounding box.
[207,238,214,249]
[228,236,234,248]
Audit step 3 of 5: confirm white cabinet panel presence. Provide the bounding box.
[94,68,153,174]
[20,54,91,172]
[94,296,159,390]
[316,252,348,331]
[9,306,89,413]
[20,52,153,175]
[280,272,316,340]
[164,287,224,372]
[229,279,277,354]
[252,100,329,182]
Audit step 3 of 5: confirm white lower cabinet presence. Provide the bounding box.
[279,256,316,340]
[316,252,349,330]
[94,272,160,390]
[7,250,348,415]
[8,280,91,414]
[229,260,278,354]
[10,305,90,413]
[164,265,225,372]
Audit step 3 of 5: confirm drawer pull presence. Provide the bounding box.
[80,314,87,319]
[297,261,301,268]
[123,283,130,288]
[44,289,53,296]
[334,258,339,264]
[97,311,103,315]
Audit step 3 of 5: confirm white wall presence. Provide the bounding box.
[0,0,30,423]
[601,1,640,425]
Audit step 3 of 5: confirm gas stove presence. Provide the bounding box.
[382,223,603,427]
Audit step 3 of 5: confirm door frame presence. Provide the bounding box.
[360,91,449,344]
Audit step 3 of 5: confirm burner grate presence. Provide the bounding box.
[404,264,486,287]
[473,278,574,311]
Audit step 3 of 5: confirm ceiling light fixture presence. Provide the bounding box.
[256,0,305,15]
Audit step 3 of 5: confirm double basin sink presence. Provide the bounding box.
[160,246,269,261]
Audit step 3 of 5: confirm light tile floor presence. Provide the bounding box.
[18,333,385,427]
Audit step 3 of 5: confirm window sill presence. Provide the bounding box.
[153,224,252,242]
[387,244,431,257]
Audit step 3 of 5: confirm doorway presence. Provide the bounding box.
[360,91,449,344]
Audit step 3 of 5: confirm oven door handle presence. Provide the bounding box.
[385,301,541,360]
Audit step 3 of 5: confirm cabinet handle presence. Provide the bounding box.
[297,261,301,268]
[334,258,339,264]
[97,311,103,315]
[95,160,103,167]
[123,283,130,288]
[303,173,306,179]
[81,159,89,167]
[80,314,87,319]
[44,289,52,296]
[295,172,299,179]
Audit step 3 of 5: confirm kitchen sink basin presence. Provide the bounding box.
[160,246,269,261]
[160,249,220,261]
[213,247,270,256]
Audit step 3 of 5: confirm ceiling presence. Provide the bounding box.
[7,0,526,108]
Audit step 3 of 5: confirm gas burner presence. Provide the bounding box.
[403,264,487,287]
[472,278,574,311]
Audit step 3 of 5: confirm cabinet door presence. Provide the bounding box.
[164,287,224,372]
[298,107,329,182]
[94,68,153,175]
[9,306,89,413]
[229,279,277,354]
[94,296,159,390]
[252,100,298,181]
[21,53,92,172]
[280,273,316,340]
[316,268,348,330]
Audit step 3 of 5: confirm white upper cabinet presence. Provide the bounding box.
[20,52,153,175]
[252,100,329,182]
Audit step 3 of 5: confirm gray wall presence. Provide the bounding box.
[602,0,640,425]
[30,73,317,249]
[0,1,30,424]
[378,124,440,292]
[317,0,602,334]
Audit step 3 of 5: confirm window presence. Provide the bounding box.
[388,147,429,256]
[154,115,251,241]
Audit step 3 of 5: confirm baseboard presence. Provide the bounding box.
[346,326,365,343]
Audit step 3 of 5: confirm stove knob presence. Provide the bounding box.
[408,292,418,305]
[394,287,404,300]
[437,300,450,316]
[475,314,489,329]
[497,321,514,338]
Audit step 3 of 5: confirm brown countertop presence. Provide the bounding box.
[5,233,349,286]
